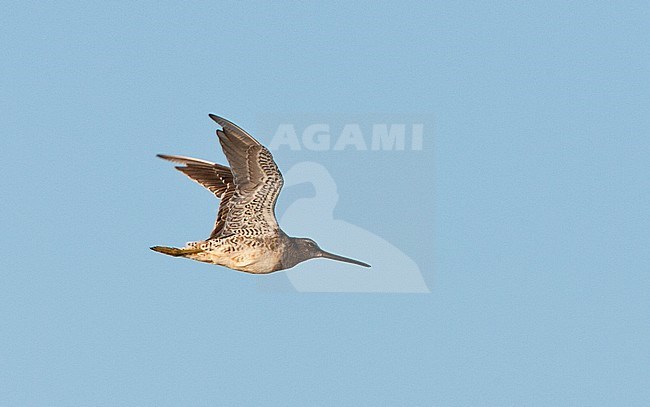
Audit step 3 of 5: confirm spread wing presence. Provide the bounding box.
[209,114,284,237]
[156,154,235,239]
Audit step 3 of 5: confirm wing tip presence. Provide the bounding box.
[157,154,184,164]
[209,113,261,146]
[208,113,226,127]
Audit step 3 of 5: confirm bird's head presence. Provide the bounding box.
[283,237,371,270]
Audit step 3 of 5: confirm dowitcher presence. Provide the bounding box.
[151,114,370,274]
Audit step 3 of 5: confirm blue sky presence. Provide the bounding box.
[1,1,649,405]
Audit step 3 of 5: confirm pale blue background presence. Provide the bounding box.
[1,1,649,405]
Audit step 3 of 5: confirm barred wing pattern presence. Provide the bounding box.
[156,154,235,239]
[209,114,284,238]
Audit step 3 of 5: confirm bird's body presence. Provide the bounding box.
[164,235,284,274]
[151,114,370,274]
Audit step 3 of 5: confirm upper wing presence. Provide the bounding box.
[208,114,284,237]
[157,154,235,239]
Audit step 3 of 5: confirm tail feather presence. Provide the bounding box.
[150,246,203,257]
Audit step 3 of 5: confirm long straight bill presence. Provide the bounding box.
[319,250,371,268]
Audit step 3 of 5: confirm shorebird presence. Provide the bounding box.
[151,114,370,274]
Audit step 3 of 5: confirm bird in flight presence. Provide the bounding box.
[151,114,370,274]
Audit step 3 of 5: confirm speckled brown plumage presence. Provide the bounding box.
[151,114,370,274]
